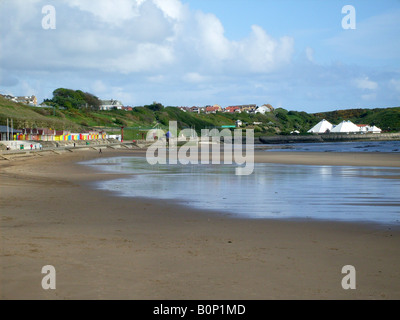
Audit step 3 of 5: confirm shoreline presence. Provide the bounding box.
[1,149,400,299]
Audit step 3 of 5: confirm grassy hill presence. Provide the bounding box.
[1,95,399,141]
[0,96,83,132]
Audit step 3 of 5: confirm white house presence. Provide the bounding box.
[100,99,123,111]
[255,104,274,115]
[308,119,333,134]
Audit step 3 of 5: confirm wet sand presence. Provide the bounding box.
[1,149,400,299]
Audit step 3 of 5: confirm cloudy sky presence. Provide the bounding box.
[0,0,399,112]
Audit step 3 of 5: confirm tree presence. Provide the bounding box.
[145,102,164,112]
[49,88,101,110]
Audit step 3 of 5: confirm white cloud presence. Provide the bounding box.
[390,79,400,92]
[361,93,377,101]
[193,11,232,62]
[65,0,142,27]
[0,0,295,77]
[235,25,294,73]
[305,47,314,62]
[354,77,378,90]
[91,80,108,94]
[153,0,185,21]
[183,72,208,83]
[6,0,398,111]
[107,43,175,73]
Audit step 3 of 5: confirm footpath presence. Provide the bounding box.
[0,139,147,161]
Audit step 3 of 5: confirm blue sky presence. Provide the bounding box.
[0,0,399,112]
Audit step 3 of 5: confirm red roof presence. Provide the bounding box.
[206,106,220,112]
[225,106,240,112]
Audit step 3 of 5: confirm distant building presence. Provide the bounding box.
[205,105,222,114]
[357,124,382,134]
[309,120,383,134]
[100,99,123,111]
[225,106,241,113]
[367,125,382,134]
[1,94,37,106]
[308,119,333,134]
[189,106,200,113]
[255,104,274,114]
[330,120,360,133]
[228,104,257,113]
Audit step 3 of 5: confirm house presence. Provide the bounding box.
[189,106,200,113]
[100,99,123,111]
[205,105,222,114]
[228,104,257,113]
[255,104,274,115]
[17,95,37,106]
[307,119,333,134]
[225,106,241,113]
[1,94,37,106]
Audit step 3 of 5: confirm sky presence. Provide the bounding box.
[0,0,399,113]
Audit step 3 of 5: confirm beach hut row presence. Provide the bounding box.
[14,133,107,141]
[308,120,382,134]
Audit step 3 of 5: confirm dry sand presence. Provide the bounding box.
[1,149,400,300]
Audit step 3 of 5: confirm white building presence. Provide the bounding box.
[255,104,274,115]
[100,99,123,111]
[330,120,360,133]
[308,119,333,134]
[367,125,382,133]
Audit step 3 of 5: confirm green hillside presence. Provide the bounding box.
[2,90,400,141]
[1,95,319,138]
[0,96,83,132]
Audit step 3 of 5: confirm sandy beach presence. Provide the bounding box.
[1,148,400,300]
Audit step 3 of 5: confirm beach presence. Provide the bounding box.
[1,148,400,299]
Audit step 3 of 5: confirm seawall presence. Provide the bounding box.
[258,133,400,144]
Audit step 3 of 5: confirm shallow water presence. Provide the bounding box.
[261,140,400,153]
[82,157,400,225]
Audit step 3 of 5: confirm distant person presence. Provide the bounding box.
[74,142,76,148]
[99,148,102,154]
[30,144,33,150]
[6,145,10,151]
[39,144,42,150]
[166,131,171,147]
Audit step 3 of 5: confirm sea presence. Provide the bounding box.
[259,140,400,153]
[82,140,400,226]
